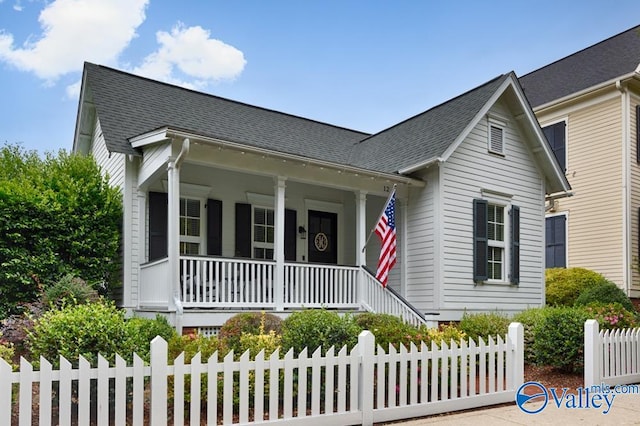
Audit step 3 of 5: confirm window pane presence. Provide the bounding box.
[180,242,199,255]
[266,249,274,259]
[255,208,265,225]
[254,225,265,242]
[254,247,264,258]
[180,199,186,216]
[267,227,274,243]
[186,199,200,217]
[186,218,200,236]
[488,247,503,280]
[267,209,274,226]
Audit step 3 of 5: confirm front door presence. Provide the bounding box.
[308,210,337,264]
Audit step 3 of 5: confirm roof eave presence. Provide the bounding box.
[154,127,426,187]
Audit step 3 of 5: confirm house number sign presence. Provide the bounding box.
[314,232,329,252]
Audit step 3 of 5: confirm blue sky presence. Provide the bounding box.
[0,1,638,154]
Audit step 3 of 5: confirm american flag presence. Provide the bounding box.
[375,190,397,287]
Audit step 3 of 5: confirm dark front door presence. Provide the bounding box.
[308,210,337,264]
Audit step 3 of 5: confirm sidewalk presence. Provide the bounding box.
[390,393,640,425]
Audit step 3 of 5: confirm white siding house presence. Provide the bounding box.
[73,63,570,330]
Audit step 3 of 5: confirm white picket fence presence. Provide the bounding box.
[584,319,640,387]
[1,323,524,425]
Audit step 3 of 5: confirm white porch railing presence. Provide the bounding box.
[359,267,429,327]
[139,257,170,307]
[141,257,429,325]
[283,263,360,308]
[584,319,640,387]
[0,324,524,425]
[180,256,275,308]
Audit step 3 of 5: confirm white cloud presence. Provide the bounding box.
[0,0,149,81]
[131,23,246,89]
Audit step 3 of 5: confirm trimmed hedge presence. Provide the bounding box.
[574,281,636,312]
[545,267,609,306]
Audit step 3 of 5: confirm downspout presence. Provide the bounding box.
[616,81,631,295]
[169,138,190,334]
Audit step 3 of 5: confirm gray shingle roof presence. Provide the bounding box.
[80,63,514,174]
[349,74,510,172]
[519,25,640,108]
[83,62,369,160]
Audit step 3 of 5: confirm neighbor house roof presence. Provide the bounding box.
[519,25,640,108]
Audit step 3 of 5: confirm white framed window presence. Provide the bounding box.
[179,197,204,255]
[487,203,506,280]
[253,206,274,259]
[473,193,520,285]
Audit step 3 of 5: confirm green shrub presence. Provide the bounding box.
[458,311,510,342]
[512,307,556,365]
[418,323,467,349]
[168,333,222,363]
[0,145,122,318]
[532,306,589,373]
[545,267,608,306]
[583,302,639,330]
[126,315,177,362]
[574,281,636,312]
[219,312,282,355]
[27,300,131,367]
[281,310,360,355]
[354,313,419,351]
[43,274,99,309]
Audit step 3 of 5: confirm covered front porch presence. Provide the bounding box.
[130,130,425,328]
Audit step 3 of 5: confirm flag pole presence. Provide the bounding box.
[361,184,397,253]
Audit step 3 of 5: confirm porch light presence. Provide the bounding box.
[298,226,307,239]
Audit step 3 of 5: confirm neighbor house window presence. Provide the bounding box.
[542,120,566,171]
[179,197,202,255]
[545,214,566,268]
[473,199,519,284]
[253,206,274,259]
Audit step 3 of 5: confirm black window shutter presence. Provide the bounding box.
[235,203,252,257]
[207,199,223,256]
[510,205,520,285]
[284,209,297,261]
[473,199,488,282]
[148,192,168,261]
[543,121,566,171]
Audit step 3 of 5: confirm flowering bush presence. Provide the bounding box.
[584,302,639,330]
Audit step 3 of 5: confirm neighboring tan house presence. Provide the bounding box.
[519,24,640,298]
[73,63,569,331]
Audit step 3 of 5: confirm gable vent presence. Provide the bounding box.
[489,125,504,154]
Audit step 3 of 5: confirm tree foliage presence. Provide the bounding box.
[0,144,122,318]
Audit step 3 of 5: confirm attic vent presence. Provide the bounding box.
[489,125,504,154]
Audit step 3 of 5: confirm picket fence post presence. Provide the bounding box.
[508,322,524,389]
[150,336,168,425]
[0,358,11,426]
[584,319,600,388]
[358,330,375,426]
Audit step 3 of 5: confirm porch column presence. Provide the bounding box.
[356,191,368,266]
[274,176,287,311]
[167,159,180,310]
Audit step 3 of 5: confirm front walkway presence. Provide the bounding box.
[390,392,640,425]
